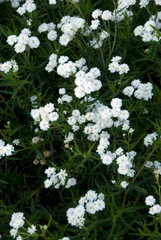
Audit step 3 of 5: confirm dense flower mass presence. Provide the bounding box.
[0,0,161,239]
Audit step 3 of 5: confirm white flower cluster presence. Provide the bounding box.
[9,212,25,238]
[38,22,57,41]
[0,139,15,159]
[0,60,19,73]
[113,0,135,22]
[123,79,153,100]
[67,109,86,132]
[74,67,102,98]
[84,98,130,143]
[7,28,40,53]
[91,0,135,23]
[16,0,36,15]
[134,12,161,42]
[57,57,86,78]
[44,167,77,189]
[58,88,73,104]
[9,213,37,239]
[116,151,136,177]
[0,0,22,8]
[145,195,161,215]
[92,9,112,21]
[30,103,59,131]
[66,190,105,228]
[144,132,158,146]
[45,53,57,72]
[46,54,101,99]
[146,160,161,178]
[57,16,85,46]
[108,56,130,75]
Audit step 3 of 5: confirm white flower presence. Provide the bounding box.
[65,178,77,188]
[86,202,96,214]
[155,0,161,6]
[38,23,48,33]
[120,180,129,188]
[123,86,134,97]
[131,79,141,88]
[9,212,25,229]
[59,34,71,46]
[44,178,53,188]
[92,9,102,19]
[144,132,158,147]
[111,56,122,62]
[139,0,150,8]
[45,167,56,178]
[16,235,23,240]
[39,120,50,131]
[111,98,122,109]
[118,64,130,75]
[95,199,105,211]
[91,20,100,30]
[27,225,37,235]
[10,228,18,237]
[28,37,40,49]
[49,0,57,4]
[4,144,15,156]
[85,190,97,202]
[134,25,144,36]
[101,10,112,20]
[59,88,66,95]
[111,180,116,184]
[149,204,161,215]
[7,35,18,46]
[47,30,57,41]
[13,139,20,146]
[14,43,26,53]
[108,61,119,73]
[145,195,156,206]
